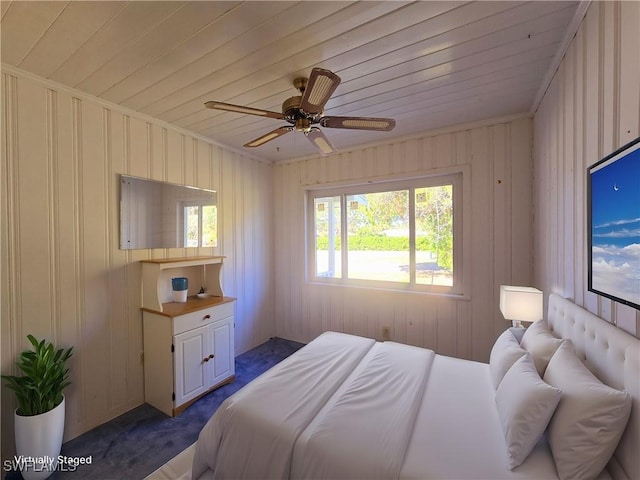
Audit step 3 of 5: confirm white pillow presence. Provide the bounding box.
[520,320,563,376]
[489,329,527,389]
[495,354,562,469]
[544,342,632,480]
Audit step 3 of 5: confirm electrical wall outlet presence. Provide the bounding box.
[382,326,391,341]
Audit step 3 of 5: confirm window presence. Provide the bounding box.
[183,203,217,247]
[307,173,463,295]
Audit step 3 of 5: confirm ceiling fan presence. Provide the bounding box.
[204,68,396,155]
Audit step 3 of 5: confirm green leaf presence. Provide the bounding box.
[2,335,73,416]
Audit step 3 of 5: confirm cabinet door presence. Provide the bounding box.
[174,325,210,407]
[209,317,234,386]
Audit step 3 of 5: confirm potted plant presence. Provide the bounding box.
[2,335,73,480]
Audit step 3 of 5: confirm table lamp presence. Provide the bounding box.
[499,285,543,328]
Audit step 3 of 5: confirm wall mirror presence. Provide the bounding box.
[120,175,217,250]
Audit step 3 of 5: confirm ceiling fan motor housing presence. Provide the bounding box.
[282,95,321,131]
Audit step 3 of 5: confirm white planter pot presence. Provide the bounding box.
[14,396,65,480]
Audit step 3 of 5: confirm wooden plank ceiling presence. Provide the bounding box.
[1,1,580,162]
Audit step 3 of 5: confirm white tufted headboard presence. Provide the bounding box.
[547,294,639,480]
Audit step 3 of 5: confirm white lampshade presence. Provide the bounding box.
[499,285,543,322]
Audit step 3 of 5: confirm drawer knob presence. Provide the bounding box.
[202,354,215,363]
[203,314,211,320]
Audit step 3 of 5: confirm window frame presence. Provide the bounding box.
[305,168,469,297]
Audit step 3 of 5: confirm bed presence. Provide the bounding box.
[186,294,638,480]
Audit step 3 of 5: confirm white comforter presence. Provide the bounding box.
[291,341,434,479]
[192,332,375,479]
[192,332,560,480]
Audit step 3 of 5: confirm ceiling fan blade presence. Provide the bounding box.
[299,68,341,116]
[321,116,396,131]
[204,101,284,120]
[305,127,336,155]
[244,126,293,148]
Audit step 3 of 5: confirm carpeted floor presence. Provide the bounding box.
[6,337,303,480]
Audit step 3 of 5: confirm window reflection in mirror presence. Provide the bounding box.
[120,175,217,250]
[184,203,217,247]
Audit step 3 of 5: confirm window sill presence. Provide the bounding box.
[306,279,470,301]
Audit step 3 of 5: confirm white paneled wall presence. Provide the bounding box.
[273,117,533,363]
[533,1,639,336]
[0,68,275,456]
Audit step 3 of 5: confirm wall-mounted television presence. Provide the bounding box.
[587,136,640,310]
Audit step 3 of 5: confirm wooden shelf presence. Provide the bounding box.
[141,256,227,312]
[143,295,236,317]
[140,256,225,267]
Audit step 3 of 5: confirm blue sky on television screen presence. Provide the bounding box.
[591,144,640,306]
